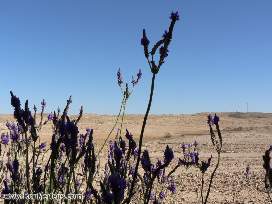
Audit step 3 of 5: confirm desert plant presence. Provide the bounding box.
[0,11,180,204]
[199,114,223,204]
[263,145,272,202]
[126,11,180,204]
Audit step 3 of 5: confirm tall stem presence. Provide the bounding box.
[25,132,30,193]
[203,153,220,204]
[126,73,156,204]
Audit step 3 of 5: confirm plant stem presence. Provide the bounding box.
[126,73,156,204]
[201,173,204,204]
[203,153,221,204]
[25,132,31,193]
[97,96,125,157]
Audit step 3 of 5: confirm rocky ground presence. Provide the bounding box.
[0,112,271,203]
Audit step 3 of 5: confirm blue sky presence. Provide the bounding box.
[0,0,272,114]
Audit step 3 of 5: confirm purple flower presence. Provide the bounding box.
[2,180,11,194]
[190,152,199,164]
[181,143,187,152]
[85,190,93,200]
[35,167,42,177]
[39,143,46,151]
[1,133,9,145]
[159,191,166,200]
[164,145,174,164]
[141,29,150,46]
[207,114,213,125]
[150,191,155,201]
[108,174,126,192]
[60,143,66,152]
[167,181,177,194]
[125,129,133,140]
[113,142,123,162]
[170,11,180,21]
[131,69,142,87]
[10,131,19,142]
[79,134,85,148]
[47,113,54,121]
[213,114,220,125]
[108,140,114,160]
[129,166,135,176]
[133,148,139,157]
[141,150,152,172]
[117,68,123,87]
[200,155,212,173]
[41,99,46,108]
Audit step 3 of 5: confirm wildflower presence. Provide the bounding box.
[200,155,212,173]
[2,180,11,194]
[213,114,220,125]
[181,143,187,152]
[79,134,85,148]
[125,129,133,140]
[108,173,126,193]
[1,133,9,145]
[10,131,19,142]
[102,192,114,204]
[12,159,19,173]
[207,114,213,125]
[108,140,114,160]
[170,11,180,21]
[164,145,174,164]
[131,69,142,86]
[141,29,150,58]
[47,113,54,121]
[39,143,46,151]
[117,68,123,87]
[167,181,177,194]
[10,91,21,108]
[113,142,123,163]
[129,166,135,176]
[85,190,93,200]
[159,191,165,200]
[41,99,46,108]
[60,143,66,152]
[133,148,139,157]
[141,29,150,46]
[150,191,155,201]
[141,150,152,172]
[35,167,42,177]
[263,146,272,189]
[119,138,126,153]
[143,173,150,185]
[190,152,199,164]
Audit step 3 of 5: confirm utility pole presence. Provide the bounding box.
[246,102,248,113]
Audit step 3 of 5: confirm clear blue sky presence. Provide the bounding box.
[0,0,272,114]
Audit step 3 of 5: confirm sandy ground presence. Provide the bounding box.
[0,112,272,203]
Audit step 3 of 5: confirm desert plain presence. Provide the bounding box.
[0,112,271,203]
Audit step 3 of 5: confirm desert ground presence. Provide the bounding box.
[0,112,271,203]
